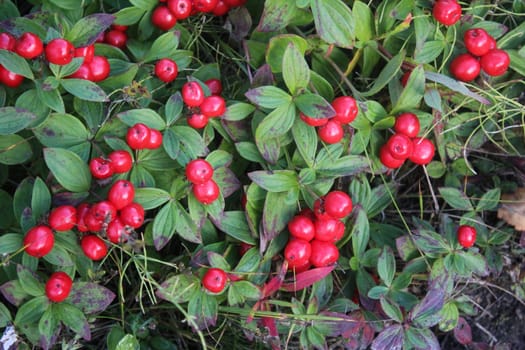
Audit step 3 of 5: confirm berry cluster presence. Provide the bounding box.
[300,96,359,144]
[185,158,221,204]
[450,28,510,82]
[284,191,353,271]
[0,32,43,87]
[125,123,164,150]
[182,80,226,129]
[380,112,435,169]
[152,0,247,31]
[89,149,133,180]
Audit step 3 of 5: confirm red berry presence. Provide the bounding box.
[313,197,332,220]
[202,268,228,293]
[106,218,129,244]
[480,49,510,77]
[386,133,414,160]
[45,38,75,65]
[126,123,151,150]
[67,63,93,80]
[88,55,111,82]
[394,112,420,138]
[193,179,220,204]
[449,53,481,82]
[89,157,114,179]
[224,0,246,6]
[464,28,494,57]
[104,30,127,48]
[48,205,77,231]
[119,203,145,228]
[108,180,135,210]
[81,235,108,261]
[23,225,54,258]
[0,32,16,51]
[332,96,358,124]
[300,112,328,127]
[187,113,209,129]
[145,129,163,149]
[288,215,315,241]
[309,240,339,267]
[379,145,405,169]
[186,159,214,184]
[111,24,129,32]
[15,32,44,59]
[151,5,177,31]
[205,78,223,95]
[108,150,133,173]
[0,65,24,88]
[182,81,205,107]
[239,242,253,256]
[90,200,117,224]
[200,95,226,118]
[457,225,476,248]
[167,0,193,19]
[433,0,462,26]
[400,71,411,87]
[212,1,230,16]
[45,271,73,303]
[324,191,353,219]
[284,239,312,269]
[74,45,95,64]
[409,137,435,165]
[155,58,178,83]
[76,203,91,233]
[193,0,218,12]
[318,120,344,144]
[84,212,104,232]
[314,218,344,242]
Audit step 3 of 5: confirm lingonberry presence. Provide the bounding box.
[187,113,209,129]
[126,123,151,150]
[0,32,16,51]
[145,129,163,149]
[409,137,435,165]
[200,95,226,118]
[48,205,77,231]
[15,32,44,59]
[314,218,344,242]
[151,5,177,31]
[449,53,481,82]
[68,63,93,80]
[23,225,54,258]
[111,24,129,32]
[0,66,24,88]
[480,49,510,76]
[89,157,114,179]
[193,0,218,12]
[432,0,462,26]
[106,218,128,244]
[379,145,405,169]
[288,215,315,241]
[76,203,91,233]
[45,272,73,303]
[81,235,108,261]
[464,28,494,57]
[202,268,228,293]
[212,1,230,16]
[88,55,111,82]
[186,159,214,184]
[167,0,193,20]
[324,191,353,219]
[318,120,344,144]
[309,240,339,267]
[104,29,127,48]
[119,202,145,228]
[44,38,75,65]
[108,180,135,210]
[300,112,328,127]
[90,200,118,224]
[205,78,223,95]
[182,81,205,107]
[284,239,312,269]
[332,96,358,124]
[193,179,220,204]
[84,212,104,232]
[394,112,420,138]
[108,150,133,173]
[74,45,95,64]
[457,225,476,248]
[155,58,178,83]
[386,133,414,160]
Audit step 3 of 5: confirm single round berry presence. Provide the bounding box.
[45,271,73,303]
[182,81,205,107]
[145,129,163,149]
[106,218,129,244]
[409,137,435,165]
[186,159,214,184]
[300,112,328,127]
[108,180,135,210]
[45,38,75,65]
[205,78,223,95]
[84,212,104,232]
[119,203,145,229]
[15,32,44,59]
[193,0,218,12]
[379,145,405,169]
[76,203,91,233]
[89,157,114,179]
[284,239,312,269]
[332,96,358,124]
[167,0,193,19]
[81,235,108,261]
[449,53,481,82]
[111,24,129,32]
[318,120,344,144]
[88,55,111,82]
[457,225,477,248]
[187,113,209,129]
[104,29,127,48]
[202,268,228,293]
[108,150,133,173]
[480,49,510,77]
[213,0,230,16]
[394,112,420,138]
[0,32,16,51]
[155,58,178,83]
[90,200,118,224]
[324,191,353,219]
[433,0,462,26]
[68,63,93,80]
[200,95,226,118]
[0,66,24,88]
[126,123,151,150]
[23,225,54,258]
[464,28,494,57]
[386,133,414,160]
[193,179,220,204]
[314,218,344,242]
[151,5,177,31]
[288,215,315,241]
[48,205,77,231]
[309,240,339,268]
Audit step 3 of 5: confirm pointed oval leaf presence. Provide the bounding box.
[248,170,299,193]
[69,282,116,314]
[117,108,166,130]
[245,86,291,109]
[0,49,34,79]
[65,13,114,47]
[311,0,355,48]
[44,148,91,192]
[61,79,108,102]
[0,134,32,165]
[282,43,310,95]
[0,107,36,135]
[33,113,89,147]
[144,31,180,62]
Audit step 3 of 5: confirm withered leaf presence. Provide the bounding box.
[497,188,525,231]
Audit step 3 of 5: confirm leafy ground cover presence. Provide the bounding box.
[0,0,524,349]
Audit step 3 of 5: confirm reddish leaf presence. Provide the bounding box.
[69,282,115,314]
[281,265,335,292]
[371,324,404,350]
[261,263,287,298]
[454,317,472,345]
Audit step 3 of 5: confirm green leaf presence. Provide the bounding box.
[165,92,183,125]
[117,108,166,130]
[134,187,171,210]
[0,134,32,165]
[0,49,34,79]
[261,190,298,251]
[31,177,50,222]
[33,113,89,147]
[174,202,201,244]
[17,265,44,297]
[0,302,11,328]
[38,307,58,349]
[44,148,91,192]
[439,302,459,332]
[368,285,389,299]
[14,295,49,327]
[294,92,335,119]
[43,244,74,267]
[377,247,396,288]
[222,102,256,122]
[351,208,369,259]
[245,86,291,109]
[257,0,302,32]
[315,155,369,177]
[353,1,375,41]
[380,297,403,323]
[114,7,146,26]
[0,234,23,254]
[362,51,405,97]
[266,34,309,73]
[392,65,426,114]
[256,102,296,140]
[130,0,157,10]
[292,118,317,167]
[116,334,140,350]
[157,274,200,304]
[415,40,445,64]
[65,13,114,47]
[152,202,177,250]
[36,83,64,114]
[171,126,207,164]
[0,107,35,135]
[144,31,180,62]
[55,302,91,340]
[439,187,473,211]
[311,0,355,48]
[282,43,310,95]
[425,71,490,105]
[476,188,500,211]
[248,170,299,192]
[211,211,256,245]
[459,251,489,277]
[60,79,109,102]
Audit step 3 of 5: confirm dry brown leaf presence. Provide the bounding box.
[497,188,525,231]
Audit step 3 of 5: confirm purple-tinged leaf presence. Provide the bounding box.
[412,230,449,254]
[261,190,298,252]
[245,86,291,109]
[251,64,274,87]
[371,324,404,350]
[213,167,241,198]
[187,291,218,331]
[454,317,472,345]
[0,15,47,38]
[311,0,355,49]
[257,0,302,32]
[409,288,445,328]
[55,303,91,340]
[157,274,200,304]
[405,327,440,350]
[261,263,287,298]
[51,191,89,207]
[396,235,418,261]
[228,6,252,42]
[65,13,115,47]
[210,211,256,245]
[294,92,335,119]
[281,266,335,292]
[69,282,115,314]
[0,280,29,306]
